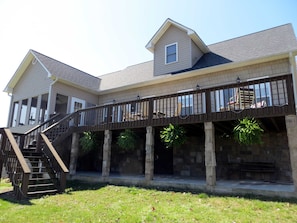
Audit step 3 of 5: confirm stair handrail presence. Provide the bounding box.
[40,133,69,192]
[42,111,80,145]
[18,113,63,150]
[0,128,31,199]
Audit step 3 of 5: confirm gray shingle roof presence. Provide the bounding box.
[172,24,297,74]
[31,50,100,91]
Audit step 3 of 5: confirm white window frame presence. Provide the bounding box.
[165,42,178,64]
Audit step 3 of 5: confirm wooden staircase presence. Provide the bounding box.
[0,114,69,199]
[23,149,59,198]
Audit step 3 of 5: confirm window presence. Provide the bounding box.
[11,102,19,127]
[29,97,38,125]
[19,99,28,125]
[165,43,178,64]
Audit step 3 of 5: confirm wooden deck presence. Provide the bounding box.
[44,74,295,138]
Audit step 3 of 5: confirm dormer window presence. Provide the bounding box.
[165,42,178,64]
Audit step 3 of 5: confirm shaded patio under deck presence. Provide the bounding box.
[70,172,296,199]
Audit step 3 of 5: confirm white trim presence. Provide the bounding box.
[177,88,194,93]
[165,42,178,64]
[247,76,269,81]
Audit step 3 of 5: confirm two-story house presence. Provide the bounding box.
[1,18,297,198]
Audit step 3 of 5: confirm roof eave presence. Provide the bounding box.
[145,18,209,53]
[98,51,294,95]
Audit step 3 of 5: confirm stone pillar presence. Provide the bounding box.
[69,132,79,175]
[285,115,297,191]
[102,130,112,180]
[145,126,154,182]
[204,122,216,190]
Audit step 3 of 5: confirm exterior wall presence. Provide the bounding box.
[216,131,292,182]
[98,59,290,105]
[173,135,205,177]
[191,40,203,66]
[154,25,192,75]
[12,60,52,101]
[50,82,98,114]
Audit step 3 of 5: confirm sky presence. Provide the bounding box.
[0,0,297,127]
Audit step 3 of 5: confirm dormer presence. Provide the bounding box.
[146,18,209,76]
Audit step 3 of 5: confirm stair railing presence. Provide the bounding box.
[42,111,80,145]
[0,128,31,199]
[39,133,69,192]
[17,113,63,151]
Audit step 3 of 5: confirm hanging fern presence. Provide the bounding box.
[117,129,137,151]
[233,117,264,145]
[80,131,98,152]
[160,123,186,148]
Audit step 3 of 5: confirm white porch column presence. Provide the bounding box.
[69,132,79,175]
[204,122,216,190]
[285,115,297,192]
[102,130,112,180]
[145,126,155,182]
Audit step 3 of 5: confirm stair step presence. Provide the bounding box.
[28,183,55,188]
[27,189,58,197]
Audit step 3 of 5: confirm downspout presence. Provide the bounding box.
[289,52,297,114]
[47,76,59,120]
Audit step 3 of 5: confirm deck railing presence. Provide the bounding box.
[43,74,295,136]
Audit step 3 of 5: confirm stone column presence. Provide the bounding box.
[69,132,79,175]
[285,115,297,191]
[204,122,216,190]
[102,130,112,180]
[145,126,155,182]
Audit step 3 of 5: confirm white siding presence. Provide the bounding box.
[13,61,52,101]
[154,25,192,75]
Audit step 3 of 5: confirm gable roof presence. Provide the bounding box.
[4,50,100,93]
[145,18,210,54]
[100,23,297,90]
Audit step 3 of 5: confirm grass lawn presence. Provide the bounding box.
[1,179,297,223]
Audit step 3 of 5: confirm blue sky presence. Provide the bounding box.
[0,0,296,127]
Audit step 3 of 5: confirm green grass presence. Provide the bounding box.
[1,179,297,222]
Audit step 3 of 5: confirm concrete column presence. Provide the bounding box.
[102,130,112,180]
[204,122,216,190]
[69,132,79,175]
[145,126,155,182]
[285,115,297,191]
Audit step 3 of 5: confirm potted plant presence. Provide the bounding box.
[117,129,138,151]
[233,117,264,145]
[160,123,186,148]
[79,131,98,153]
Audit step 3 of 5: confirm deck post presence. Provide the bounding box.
[145,126,154,182]
[102,130,112,180]
[285,115,297,192]
[69,132,79,175]
[204,122,216,191]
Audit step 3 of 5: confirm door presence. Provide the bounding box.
[70,97,86,126]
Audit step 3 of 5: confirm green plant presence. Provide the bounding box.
[117,129,137,151]
[160,123,186,148]
[233,117,264,145]
[79,131,98,152]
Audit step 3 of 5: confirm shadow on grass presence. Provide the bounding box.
[0,190,32,205]
[66,179,297,204]
[65,180,107,194]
